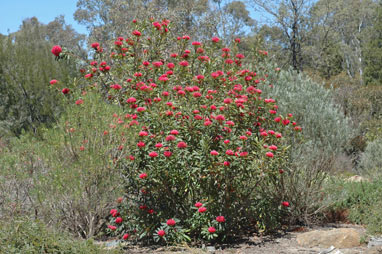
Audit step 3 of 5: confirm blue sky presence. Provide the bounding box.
[0,0,87,35]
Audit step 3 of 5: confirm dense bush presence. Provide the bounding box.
[52,18,302,243]
[258,67,355,224]
[0,91,126,238]
[325,178,382,235]
[0,18,81,138]
[358,139,382,176]
[0,218,119,254]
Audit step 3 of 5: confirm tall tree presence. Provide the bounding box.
[74,0,254,45]
[363,2,382,85]
[248,0,312,72]
[0,17,81,137]
[308,0,376,82]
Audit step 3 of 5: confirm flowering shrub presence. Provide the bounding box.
[53,18,301,243]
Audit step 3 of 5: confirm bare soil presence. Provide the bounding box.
[101,224,369,254]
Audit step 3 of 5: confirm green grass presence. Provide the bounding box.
[325,177,382,235]
[0,218,122,254]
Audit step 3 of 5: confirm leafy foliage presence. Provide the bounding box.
[0,218,120,254]
[261,66,354,223]
[0,17,83,137]
[0,91,125,238]
[325,178,382,235]
[54,18,301,243]
[358,139,382,177]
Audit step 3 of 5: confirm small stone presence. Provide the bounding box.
[368,238,382,248]
[346,175,368,182]
[319,246,336,254]
[207,246,216,252]
[365,246,382,254]
[296,228,361,248]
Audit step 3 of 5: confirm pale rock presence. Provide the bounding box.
[296,228,361,248]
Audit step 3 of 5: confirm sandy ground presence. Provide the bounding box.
[102,224,370,254]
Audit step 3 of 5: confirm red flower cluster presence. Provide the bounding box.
[51,45,62,56]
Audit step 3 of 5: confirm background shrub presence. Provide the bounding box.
[259,65,355,224]
[0,217,120,254]
[358,138,382,177]
[324,178,382,235]
[0,91,126,238]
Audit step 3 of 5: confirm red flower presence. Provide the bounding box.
[193,92,202,97]
[195,202,203,208]
[166,219,176,226]
[108,225,117,231]
[208,227,216,233]
[170,130,179,135]
[62,88,70,94]
[123,233,129,240]
[215,115,225,122]
[165,135,176,141]
[137,107,146,112]
[115,217,123,224]
[216,216,225,223]
[223,98,232,104]
[132,30,141,36]
[179,61,189,67]
[269,145,278,151]
[210,150,219,156]
[239,135,247,140]
[110,84,122,90]
[126,97,137,103]
[139,131,148,137]
[50,79,58,85]
[212,37,220,43]
[137,141,145,148]
[157,230,166,237]
[282,201,290,207]
[91,42,99,49]
[51,45,62,56]
[240,151,248,157]
[75,99,83,105]
[198,207,207,213]
[226,150,234,156]
[149,151,158,158]
[266,152,274,158]
[152,61,163,67]
[110,209,117,215]
[164,150,172,157]
[177,141,187,149]
[139,173,148,179]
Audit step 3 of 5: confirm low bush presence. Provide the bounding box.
[358,138,382,176]
[0,91,126,238]
[325,178,382,235]
[0,218,119,254]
